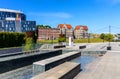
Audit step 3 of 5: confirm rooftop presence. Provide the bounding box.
[0,8,23,13]
[58,24,72,29]
[75,25,88,31]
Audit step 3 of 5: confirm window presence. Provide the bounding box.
[6,24,8,28]
[33,28,35,30]
[28,21,29,24]
[26,28,27,31]
[9,27,11,31]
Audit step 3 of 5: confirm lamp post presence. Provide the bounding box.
[88,33,90,43]
[109,26,111,46]
[83,30,85,38]
[52,30,54,44]
[65,29,67,43]
[52,36,53,44]
[107,25,111,50]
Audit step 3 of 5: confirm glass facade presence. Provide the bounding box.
[0,9,36,32]
[0,20,16,32]
[0,12,26,21]
[21,21,36,32]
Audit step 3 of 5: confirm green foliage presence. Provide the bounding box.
[37,39,58,43]
[117,34,120,35]
[36,25,44,28]
[100,33,105,42]
[0,32,25,48]
[44,25,51,28]
[58,34,66,42]
[24,37,34,51]
[37,38,107,43]
[58,37,66,42]
[25,37,34,44]
[74,38,106,43]
[25,31,37,43]
[37,25,52,28]
[100,33,105,39]
[100,33,114,41]
[104,34,114,41]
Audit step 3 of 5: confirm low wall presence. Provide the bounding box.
[0,52,23,58]
[33,51,81,75]
[31,62,80,79]
[0,50,62,74]
[0,47,22,54]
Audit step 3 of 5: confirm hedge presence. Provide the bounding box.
[0,32,25,48]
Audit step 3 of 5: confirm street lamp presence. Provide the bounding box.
[65,29,67,42]
[52,29,54,44]
[107,25,111,50]
[88,33,90,43]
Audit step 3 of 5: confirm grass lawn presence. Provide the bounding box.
[37,38,108,43]
[37,39,59,43]
[74,38,107,43]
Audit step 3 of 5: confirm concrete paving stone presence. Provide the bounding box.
[31,62,80,79]
[74,51,120,79]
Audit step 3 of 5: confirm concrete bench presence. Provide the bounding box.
[54,45,66,49]
[33,51,81,75]
[0,50,62,74]
[31,62,80,79]
[79,45,86,49]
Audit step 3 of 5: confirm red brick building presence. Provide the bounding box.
[37,24,89,40]
[37,28,60,40]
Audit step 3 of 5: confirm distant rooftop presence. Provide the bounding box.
[58,24,72,29]
[0,8,23,13]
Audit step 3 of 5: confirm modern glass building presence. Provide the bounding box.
[0,8,36,32]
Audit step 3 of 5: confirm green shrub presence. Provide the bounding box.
[37,39,58,44]
[24,37,34,51]
[0,32,25,48]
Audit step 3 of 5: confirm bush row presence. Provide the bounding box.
[0,32,25,48]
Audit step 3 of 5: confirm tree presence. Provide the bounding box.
[24,37,34,52]
[100,33,114,42]
[44,25,51,28]
[36,25,52,28]
[36,25,44,28]
[100,33,105,42]
[104,34,114,41]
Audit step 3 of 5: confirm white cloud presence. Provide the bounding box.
[28,12,72,19]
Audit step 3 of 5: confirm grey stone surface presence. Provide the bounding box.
[0,50,62,73]
[0,55,98,79]
[33,51,81,75]
[67,42,120,51]
[31,62,80,79]
[74,51,120,79]
[0,65,32,79]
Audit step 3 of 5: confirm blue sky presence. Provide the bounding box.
[0,0,120,33]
